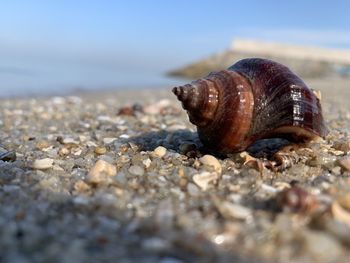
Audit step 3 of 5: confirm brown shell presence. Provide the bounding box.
[172,58,328,153]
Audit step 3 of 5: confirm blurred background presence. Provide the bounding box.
[1,0,350,97]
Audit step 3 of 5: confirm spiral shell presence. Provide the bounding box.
[172,58,328,153]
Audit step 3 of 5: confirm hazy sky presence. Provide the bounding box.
[0,1,349,95]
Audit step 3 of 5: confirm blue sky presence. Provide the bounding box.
[0,1,349,95]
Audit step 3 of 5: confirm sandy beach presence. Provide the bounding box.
[1,76,350,263]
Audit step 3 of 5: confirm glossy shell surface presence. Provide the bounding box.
[173,58,327,153]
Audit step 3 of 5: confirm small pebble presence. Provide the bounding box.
[143,99,171,115]
[187,183,200,196]
[168,124,187,131]
[334,140,350,153]
[32,158,54,170]
[214,198,252,220]
[73,149,82,156]
[103,137,117,144]
[95,146,107,155]
[331,166,341,175]
[52,165,64,171]
[142,158,152,168]
[128,165,144,176]
[35,140,51,150]
[74,180,90,193]
[61,137,79,145]
[59,147,70,156]
[87,141,98,147]
[179,143,196,155]
[87,160,117,184]
[192,172,219,191]
[153,146,167,158]
[261,183,278,193]
[337,193,350,211]
[199,154,222,173]
[332,201,350,229]
[338,155,350,171]
[73,196,90,205]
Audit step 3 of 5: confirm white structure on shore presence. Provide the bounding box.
[231,39,350,66]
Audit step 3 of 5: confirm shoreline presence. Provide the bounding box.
[0,84,176,100]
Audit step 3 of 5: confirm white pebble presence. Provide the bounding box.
[193,172,219,191]
[86,141,98,147]
[32,158,54,170]
[199,155,222,173]
[73,149,82,156]
[103,137,117,144]
[168,124,187,131]
[62,137,79,145]
[261,183,278,193]
[214,198,252,220]
[78,135,88,142]
[142,158,152,168]
[52,165,64,171]
[153,146,167,158]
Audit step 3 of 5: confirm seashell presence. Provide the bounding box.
[172,58,328,153]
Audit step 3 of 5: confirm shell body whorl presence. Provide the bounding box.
[173,58,328,153]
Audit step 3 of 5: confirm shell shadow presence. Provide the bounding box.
[246,138,292,159]
[124,129,200,151]
[125,129,292,159]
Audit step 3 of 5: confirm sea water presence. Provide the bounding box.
[0,61,183,98]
